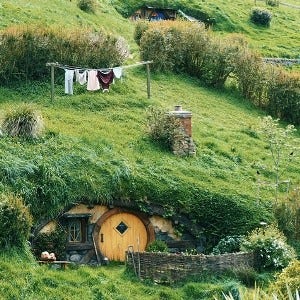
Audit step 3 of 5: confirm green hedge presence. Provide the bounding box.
[139,20,300,125]
[267,69,300,125]
[0,25,129,83]
[0,193,32,249]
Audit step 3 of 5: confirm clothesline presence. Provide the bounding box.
[46,61,152,71]
[46,61,153,101]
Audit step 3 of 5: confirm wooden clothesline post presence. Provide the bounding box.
[46,62,60,103]
[45,61,153,102]
[146,63,151,99]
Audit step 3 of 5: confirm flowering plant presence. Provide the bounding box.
[241,224,296,270]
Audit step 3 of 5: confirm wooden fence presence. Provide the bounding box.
[126,251,255,282]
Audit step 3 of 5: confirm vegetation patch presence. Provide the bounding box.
[1,104,44,138]
[0,25,129,82]
[250,7,272,27]
[0,193,32,249]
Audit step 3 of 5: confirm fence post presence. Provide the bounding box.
[50,64,55,103]
[146,63,151,99]
[46,63,56,102]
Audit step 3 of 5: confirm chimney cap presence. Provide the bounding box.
[169,105,192,117]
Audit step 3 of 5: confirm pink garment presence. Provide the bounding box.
[87,70,100,91]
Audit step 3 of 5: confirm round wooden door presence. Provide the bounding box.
[98,212,148,261]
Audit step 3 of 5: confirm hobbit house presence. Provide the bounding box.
[33,202,204,264]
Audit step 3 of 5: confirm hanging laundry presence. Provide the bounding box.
[97,69,115,91]
[75,69,87,85]
[87,70,100,91]
[64,69,75,95]
[113,67,123,79]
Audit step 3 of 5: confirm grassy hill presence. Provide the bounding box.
[112,0,300,58]
[0,0,299,298]
[1,0,300,58]
[0,0,299,239]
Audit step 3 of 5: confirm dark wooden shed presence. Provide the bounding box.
[131,5,177,21]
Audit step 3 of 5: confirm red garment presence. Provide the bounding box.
[97,70,114,90]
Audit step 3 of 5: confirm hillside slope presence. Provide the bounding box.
[0,0,299,240]
[0,0,135,46]
[113,0,300,58]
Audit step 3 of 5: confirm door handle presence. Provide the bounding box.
[100,233,104,243]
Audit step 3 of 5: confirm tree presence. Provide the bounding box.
[259,116,297,203]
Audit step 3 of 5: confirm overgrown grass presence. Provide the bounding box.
[0,249,248,300]
[0,71,299,225]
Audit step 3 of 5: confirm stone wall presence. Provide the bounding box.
[126,251,255,282]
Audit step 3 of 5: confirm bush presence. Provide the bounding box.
[0,25,129,82]
[146,106,183,151]
[134,20,149,46]
[274,189,300,242]
[0,193,32,249]
[266,69,300,125]
[146,240,168,253]
[32,227,67,260]
[212,235,244,255]
[250,7,272,26]
[241,224,296,270]
[200,34,245,87]
[234,47,271,107]
[270,260,300,296]
[1,104,44,138]
[140,21,209,73]
[266,0,279,7]
[77,0,96,13]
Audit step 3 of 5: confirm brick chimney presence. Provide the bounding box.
[169,105,192,137]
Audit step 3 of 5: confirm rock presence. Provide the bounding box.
[69,254,82,262]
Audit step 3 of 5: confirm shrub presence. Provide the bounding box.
[140,25,175,72]
[182,21,211,77]
[134,20,149,46]
[146,106,182,151]
[266,0,279,7]
[140,21,209,73]
[266,69,300,125]
[32,226,67,260]
[0,193,32,249]
[270,260,300,296]
[77,0,96,13]
[234,48,271,107]
[241,224,296,270]
[0,25,129,82]
[250,7,272,27]
[1,104,44,138]
[200,35,245,87]
[212,235,244,255]
[146,240,168,253]
[274,188,300,242]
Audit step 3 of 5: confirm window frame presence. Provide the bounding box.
[68,218,87,243]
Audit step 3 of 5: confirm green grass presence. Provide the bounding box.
[0,70,299,224]
[1,0,300,58]
[111,0,300,58]
[0,249,248,300]
[0,1,299,298]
